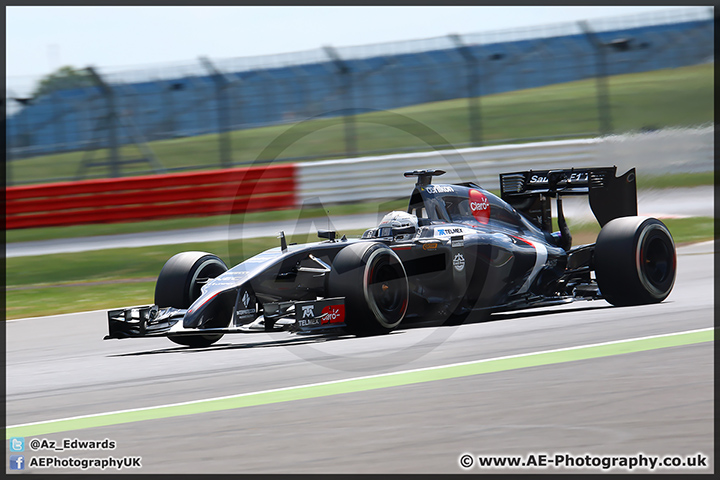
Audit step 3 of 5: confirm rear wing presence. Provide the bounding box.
[499,166,637,232]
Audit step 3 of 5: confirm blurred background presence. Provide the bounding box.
[5,10,715,476]
[5,6,713,186]
[5,6,714,318]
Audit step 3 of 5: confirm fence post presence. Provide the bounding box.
[86,66,121,177]
[200,56,233,168]
[323,45,357,158]
[579,21,613,136]
[6,97,14,186]
[6,94,34,186]
[450,34,482,147]
[75,67,164,179]
[50,93,61,153]
[162,80,180,139]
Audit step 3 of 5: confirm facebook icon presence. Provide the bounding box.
[10,455,24,470]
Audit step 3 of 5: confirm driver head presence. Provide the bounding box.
[377,211,419,241]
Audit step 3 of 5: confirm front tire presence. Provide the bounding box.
[329,242,409,336]
[594,216,676,306]
[154,251,228,347]
[165,334,224,348]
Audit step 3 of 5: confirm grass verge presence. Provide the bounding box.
[8,63,713,185]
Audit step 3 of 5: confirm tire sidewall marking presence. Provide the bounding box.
[188,257,227,304]
[362,246,408,329]
[635,222,675,298]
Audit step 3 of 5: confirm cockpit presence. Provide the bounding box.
[407,188,447,224]
[408,183,527,232]
[364,168,538,240]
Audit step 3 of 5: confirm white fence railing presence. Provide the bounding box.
[296,126,713,205]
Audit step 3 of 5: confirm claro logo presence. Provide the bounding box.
[469,189,490,224]
[470,200,489,212]
[321,305,345,325]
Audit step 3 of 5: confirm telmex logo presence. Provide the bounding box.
[437,228,464,236]
[469,189,490,224]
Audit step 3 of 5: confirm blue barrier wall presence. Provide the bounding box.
[6,18,714,158]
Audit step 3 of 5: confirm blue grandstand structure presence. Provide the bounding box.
[5,8,713,160]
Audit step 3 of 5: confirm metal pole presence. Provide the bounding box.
[291,66,309,118]
[467,64,481,146]
[58,96,68,153]
[164,81,186,139]
[163,82,174,138]
[579,21,612,136]
[6,94,33,185]
[450,34,482,146]
[200,56,232,168]
[52,93,60,152]
[345,72,357,156]
[323,45,357,158]
[6,98,14,186]
[86,66,120,177]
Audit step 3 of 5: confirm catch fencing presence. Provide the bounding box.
[5,7,713,185]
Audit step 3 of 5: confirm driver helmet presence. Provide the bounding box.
[377,211,419,241]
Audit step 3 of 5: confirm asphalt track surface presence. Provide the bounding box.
[5,241,714,474]
[6,186,713,257]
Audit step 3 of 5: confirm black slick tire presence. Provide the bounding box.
[154,251,228,347]
[594,216,676,306]
[329,242,409,336]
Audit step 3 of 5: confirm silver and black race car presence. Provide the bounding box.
[105,167,676,347]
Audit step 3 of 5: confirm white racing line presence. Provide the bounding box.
[6,326,714,434]
[5,241,713,439]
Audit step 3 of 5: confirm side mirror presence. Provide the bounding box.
[318,230,336,241]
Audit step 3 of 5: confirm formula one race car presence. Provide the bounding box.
[105,167,676,347]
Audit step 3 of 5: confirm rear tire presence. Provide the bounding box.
[329,242,409,336]
[594,216,676,306]
[154,251,228,347]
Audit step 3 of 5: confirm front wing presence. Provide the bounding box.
[104,297,347,340]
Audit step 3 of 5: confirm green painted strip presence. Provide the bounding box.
[7,328,713,439]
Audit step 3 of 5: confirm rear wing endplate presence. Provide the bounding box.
[500,166,637,230]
